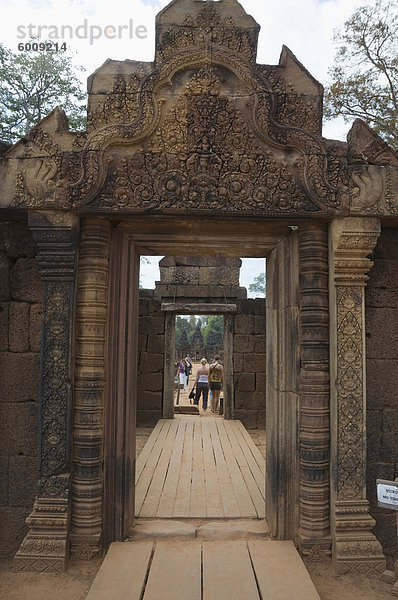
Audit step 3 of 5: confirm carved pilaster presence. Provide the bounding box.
[298,224,331,557]
[70,218,111,558]
[329,217,386,574]
[14,211,79,573]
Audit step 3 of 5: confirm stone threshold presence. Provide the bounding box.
[129,518,271,541]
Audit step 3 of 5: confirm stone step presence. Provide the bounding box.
[129,518,271,541]
[86,539,321,600]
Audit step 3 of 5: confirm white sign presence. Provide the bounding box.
[377,480,398,510]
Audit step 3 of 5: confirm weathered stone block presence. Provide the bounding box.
[257,409,266,428]
[256,373,266,392]
[254,335,266,353]
[254,315,266,332]
[148,299,161,314]
[8,456,37,507]
[234,314,254,335]
[0,353,40,403]
[374,229,398,261]
[0,402,39,456]
[0,304,9,351]
[233,352,244,373]
[367,409,382,463]
[234,335,255,353]
[136,410,161,428]
[234,410,258,429]
[367,359,398,409]
[137,391,162,411]
[0,223,36,259]
[0,456,8,504]
[244,353,266,373]
[236,373,255,392]
[235,391,255,410]
[137,372,163,392]
[139,352,163,373]
[29,304,42,353]
[147,334,165,354]
[199,267,239,286]
[160,266,199,285]
[139,298,149,316]
[381,408,398,463]
[0,506,30,559]
[9,302,30,353]
[366,307,398,359]
[138,334,147,352]
[11,258,42,303]
[0,255,12,302]
[366,260,398,309]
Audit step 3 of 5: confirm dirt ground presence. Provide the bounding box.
[0,425,395,600]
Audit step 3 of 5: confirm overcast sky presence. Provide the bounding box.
[1,0,365,292]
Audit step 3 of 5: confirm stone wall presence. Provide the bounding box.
[0,222,41,559]
[234,298,266,429]
[137,290,165,426]
[366,228,398,568]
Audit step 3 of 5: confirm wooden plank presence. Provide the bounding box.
[190,417,206,518]
[202,419,224,518]
[140,419,180,517]
[235,420,266,473]
[135,420,174,515]
[248,540,321,600]
[209,419,241,517]
[223,422,265,518]
[203,541,260,600]
[143,541,201,600]
[136,419,166,482]
[173,418,194,517]
[216,420,257,518]
[156,418,187,517]
[86,541,152,600]
[229,421,265,498]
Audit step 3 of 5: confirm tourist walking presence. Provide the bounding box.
[177,359,188,391]
[193,357,210,411]
[209,355,223,413]
[185,355,192,386]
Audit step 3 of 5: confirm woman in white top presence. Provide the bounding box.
[194,358,210,411]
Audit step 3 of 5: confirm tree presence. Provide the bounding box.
[248,273,266,297]
[0,41,86,144]
[324,0,398,149]
[202,315,223,347]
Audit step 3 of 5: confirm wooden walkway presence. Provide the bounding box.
[86,540,321,600]
[135,416,266,519]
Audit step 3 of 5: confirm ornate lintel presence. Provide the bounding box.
[329,216,385,575]
[14,211,79,573]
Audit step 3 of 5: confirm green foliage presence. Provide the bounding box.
[248,272,266,297]
[201,315,223,347]
[0,41,86,144]
[324,0,398,149]
[175,315,224,351]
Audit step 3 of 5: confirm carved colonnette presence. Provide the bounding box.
[70,218,111,558]
[14,211,79,573]
[329,217,386,574]
[298,224,331,557]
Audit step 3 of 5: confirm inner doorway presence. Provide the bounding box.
[103,217,304,549]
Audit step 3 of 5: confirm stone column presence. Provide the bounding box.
[70,218,111,558]
[163,312,176,419]
[14,211,79,573]
[298,224,331,557]
[329,217,386,574]
[223,314,234,420]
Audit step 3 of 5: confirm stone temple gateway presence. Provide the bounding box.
[1,0,398,577]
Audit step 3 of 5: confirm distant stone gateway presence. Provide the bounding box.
[1,0,397,576]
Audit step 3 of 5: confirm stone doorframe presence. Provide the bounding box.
[14,215,387,575]
[162,304,236,420]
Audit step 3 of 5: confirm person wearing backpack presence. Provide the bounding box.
[209,355,223,413]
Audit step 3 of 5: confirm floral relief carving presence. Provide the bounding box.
[336,286,364,500]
